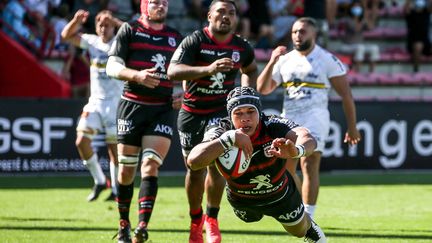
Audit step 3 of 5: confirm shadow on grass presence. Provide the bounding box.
[0,226,431,240]
[0,175,185,189]
[0,216,90,223]
[0,172,432,189]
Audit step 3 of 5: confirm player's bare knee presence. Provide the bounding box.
[76,130,95,147]
[118,170,135,184]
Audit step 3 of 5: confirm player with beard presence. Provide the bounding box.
[257,17,361,220]
[106,0,182,242]
[167,1,258,242]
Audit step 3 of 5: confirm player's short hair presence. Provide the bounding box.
[209,0,238,14]
[295,17,318,31]
[95,10,113,23]
[226,87,262,119]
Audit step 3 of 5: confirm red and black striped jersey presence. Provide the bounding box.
[170,27,255,114]
[109,19,182,104]
[203,115,299,206]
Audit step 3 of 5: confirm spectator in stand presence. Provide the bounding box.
[165,0,201,36]
[2,0,41,49]
[338,0,380,72]
[107,0,134,21]
[71,0,108,33]
[291,0,305,17]
[268,0,299,47]
[62,46,91,97]
[404,0,431,72]
[246,0,273,48]
[183,0,212,27]
[51,2,70,51]
[24,0,61,47]
[234,0,251,39]
[24,0,61,20]
[326,0,338,27]
[303,0,329,47]
[130,0,141,21]
[361,0,381,30]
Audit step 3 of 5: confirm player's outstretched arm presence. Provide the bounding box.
[268,127,317,159]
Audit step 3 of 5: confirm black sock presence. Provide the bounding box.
[138,176,158,227]
[190,207,203,221]
[206,206,220,219]
[117,183,134,222]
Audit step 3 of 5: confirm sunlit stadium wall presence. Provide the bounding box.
[0,99,431,173]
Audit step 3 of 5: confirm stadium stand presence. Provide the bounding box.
[0,0,431,101]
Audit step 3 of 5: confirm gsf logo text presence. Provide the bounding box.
[0,117,74,154]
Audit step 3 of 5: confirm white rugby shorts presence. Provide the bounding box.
[76,99,119,143]
[282,107,330,153]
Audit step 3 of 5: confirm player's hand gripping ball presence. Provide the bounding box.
[215,146,250,179]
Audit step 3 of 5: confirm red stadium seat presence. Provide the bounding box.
[386,5,404,17]
[392,72,416,84]
[417,72,432,85]
[354,73,379,85]
[398,96,421,102]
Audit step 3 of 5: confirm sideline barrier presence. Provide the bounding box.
[0,99,431,173]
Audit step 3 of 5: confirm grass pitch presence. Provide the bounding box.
[0,172,431,243]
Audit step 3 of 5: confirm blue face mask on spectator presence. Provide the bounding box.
[415,0,426,9]
[351,6,363,17]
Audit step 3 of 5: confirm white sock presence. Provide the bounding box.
[304,204,316,220]
[83,153,106,185]
[110,162,119,195]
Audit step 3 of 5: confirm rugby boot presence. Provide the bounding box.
[117,219,132,243]
[189,215,204,243]
[204,214,221,243]
[87,178,111,201]
[132,222,149,243]
[105,192,117,201]
[304,220,327,243]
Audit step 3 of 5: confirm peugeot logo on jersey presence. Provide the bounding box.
[151,53,166,72]
[209,72,225,89]
[250,174,273,190]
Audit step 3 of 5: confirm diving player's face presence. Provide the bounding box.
[291,21,316,52]
[208,2,238,35]
[147,0,168,23]
[231,106,259,137]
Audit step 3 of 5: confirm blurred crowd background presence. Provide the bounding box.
[1,0,432,101]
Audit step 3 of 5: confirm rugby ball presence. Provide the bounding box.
[215,147,250,179]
